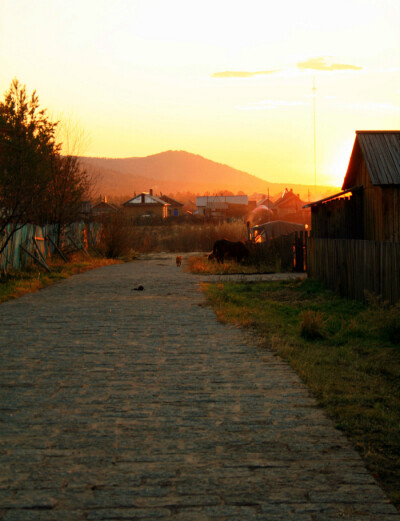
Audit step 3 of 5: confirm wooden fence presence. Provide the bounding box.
[308,238,400,304]
[0,222,103,272]
[251,231,309,272]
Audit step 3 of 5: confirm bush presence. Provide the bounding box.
[98,214,137,258]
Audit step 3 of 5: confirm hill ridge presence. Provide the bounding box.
[80,150,338,201]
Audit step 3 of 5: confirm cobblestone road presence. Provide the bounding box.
[1,254,399,520]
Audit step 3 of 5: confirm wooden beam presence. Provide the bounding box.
[20,245,51,272]
[46,234,68,262]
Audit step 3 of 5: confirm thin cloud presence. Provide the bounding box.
[297,57,362,71]
[343,101,400,112]
[237,99,309,110]
[212,70,279,78]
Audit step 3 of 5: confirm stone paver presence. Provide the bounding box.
[0,253,399,520]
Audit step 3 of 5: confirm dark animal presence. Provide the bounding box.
[209,239,249,264]
[176,256,182,267]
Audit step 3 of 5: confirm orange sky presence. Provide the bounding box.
[1,0,399,187]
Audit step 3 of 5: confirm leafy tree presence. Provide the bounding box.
[0,78,58,254]
[0,79,92,253]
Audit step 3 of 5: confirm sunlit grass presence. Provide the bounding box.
[186,254,277,275]
[0,252,121,304]
[204,278,400,510]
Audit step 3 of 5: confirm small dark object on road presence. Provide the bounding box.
[133,285,144,291]
[176,256,183,267]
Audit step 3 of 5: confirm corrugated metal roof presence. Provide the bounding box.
[196,195,248,207]
[123,193,168,206]
[303,186,362,208]
[343,131,400,189]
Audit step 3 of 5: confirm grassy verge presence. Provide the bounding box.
[0,253,122,304]
[203,277,400,509]
[186,254,278,275]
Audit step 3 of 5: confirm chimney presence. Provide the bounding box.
[149,188,153,196]
[141,193,145,204]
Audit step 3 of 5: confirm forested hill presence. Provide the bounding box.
[80,150,339,200]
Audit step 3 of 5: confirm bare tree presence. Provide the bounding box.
[35,153,92,245]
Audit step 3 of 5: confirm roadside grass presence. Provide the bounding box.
[203,277,400,509]
[0,252,122,304]
[186,254,278,275]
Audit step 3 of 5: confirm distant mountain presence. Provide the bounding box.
[80,150,338,201]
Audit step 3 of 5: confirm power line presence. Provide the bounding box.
[313,76,317,186]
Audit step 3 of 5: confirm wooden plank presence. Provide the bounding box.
[20,245,51,272]
[46,234,68,262]
[307,238,400,304]
[68,234,90,256]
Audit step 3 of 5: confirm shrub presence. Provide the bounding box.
[98,214,137,258]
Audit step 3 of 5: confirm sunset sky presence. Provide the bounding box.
[1,0,399,187]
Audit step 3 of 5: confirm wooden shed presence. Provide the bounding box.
[305,130,400,303]
[342,130,400,241]
[306,131,400,241]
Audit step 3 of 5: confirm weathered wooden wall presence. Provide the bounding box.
[345,156,400,242]
[311,194,363,239]
[250,231,308,272]
[0,222,102,271]
[308,238,400,304]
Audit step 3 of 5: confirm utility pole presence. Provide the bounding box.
[313,76,317,186]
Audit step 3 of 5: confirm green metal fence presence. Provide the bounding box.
[0,222,102,271]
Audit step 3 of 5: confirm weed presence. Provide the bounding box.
[186,255,277,275]
[300,310,325,340]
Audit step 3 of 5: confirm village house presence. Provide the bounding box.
[91,197,118,218]
[122,190,170,221]
[271,188,310,225]
[158,194,184,217]
[195,195,254,219]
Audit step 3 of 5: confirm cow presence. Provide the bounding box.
[208,239,249,264]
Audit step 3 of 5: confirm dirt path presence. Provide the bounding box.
[0,253,398,520]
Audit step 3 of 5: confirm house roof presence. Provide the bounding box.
[123,193,169,206]
[196,195,248,207]
[257,197,274,209]
[342,131,400,189]
[272,188,304,208]
[159,194,184,206]
[92,200,118,210]
[252,220,305,239]
[303,186,363,208]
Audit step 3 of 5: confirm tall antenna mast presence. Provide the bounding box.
[313,76,317,186]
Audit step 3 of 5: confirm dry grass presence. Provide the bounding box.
[0,252,121,304]
[204,278,400,510]
[300,309,325,339]
[186,254,276,275]
[130,221,248,253]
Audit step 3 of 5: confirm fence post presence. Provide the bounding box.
[294,231,305,273]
